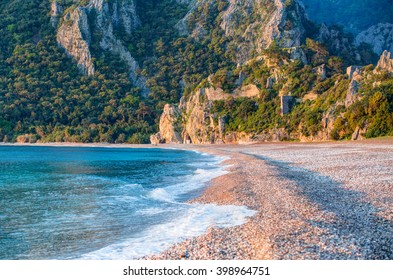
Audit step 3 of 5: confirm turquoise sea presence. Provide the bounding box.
[0,146,254,260]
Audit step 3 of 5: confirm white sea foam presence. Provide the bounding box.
[135,207,169,215]
[147,166,228,201]
[148,188,174,203]
[79,203,256,260]
[78,153,255,260]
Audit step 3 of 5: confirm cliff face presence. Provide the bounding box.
[317,23,361,61]
[183,87,230,144]
[355,23,393,55]
[181,0,307,64]
[153,104,183,144]
[57,7,95,76]
[56,0,148,94]
[50,0,63,28]
[153,49,393,145]
[376,50,393,73]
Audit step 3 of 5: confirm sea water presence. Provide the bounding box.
[0,146,255,260]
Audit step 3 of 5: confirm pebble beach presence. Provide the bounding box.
[145,139,393,260]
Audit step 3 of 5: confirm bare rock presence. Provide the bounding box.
[56,0,148,94]
[315,64,327,80]
[280,96,294,115]
[159,104,183,144]
[345,80,360,107]
[150,133,163,145]
[355,23,393,55]
[347,66,362,80]
[351,127,366,141]
[57,8,95,76]
[235,71,247,86]
[50,1,63,28]
[184,0,307,64]
[376,50,393,73]
[266,77,275,89]
[16,134,37,144]
[234,84,260,98]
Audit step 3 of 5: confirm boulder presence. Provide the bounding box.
[346,66,361,80]
[159,104,183,144]
[376,50,393,73]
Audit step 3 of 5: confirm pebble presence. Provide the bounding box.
[143,141,393,260]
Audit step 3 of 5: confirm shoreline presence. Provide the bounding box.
[2,139,393,259]
[145,140,393,260]
[1,135,392,148]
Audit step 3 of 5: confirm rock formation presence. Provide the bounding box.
[355,23,393,55]
[57,7,94,76]
[280,96,294,115]
[347,65,361,80]
[181,0,308,64]
[159,104,183,144]
[50,0,63,28]
[182,87,231,144]
[56,0,149,95]
[152,85,260,145]
[317,23,360,61]
[376,50,393,73]
[345,65,363,107]
[233,84,260,98]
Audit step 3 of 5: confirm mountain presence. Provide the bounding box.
[0,0,392,144]
[300,0,393,34]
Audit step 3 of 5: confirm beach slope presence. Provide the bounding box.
[147,140,393,260]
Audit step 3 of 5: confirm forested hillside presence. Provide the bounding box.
[0,0,392,144]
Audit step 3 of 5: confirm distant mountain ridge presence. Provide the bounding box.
[300,0,393,34]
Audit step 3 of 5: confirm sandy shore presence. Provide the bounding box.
[145,139,393,260]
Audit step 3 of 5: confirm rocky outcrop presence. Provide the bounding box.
[351,126,367,141]
[317,23,360,61]
[345,65,363,107]
[57,7,94,76]
[16,134,37,144]
[376,50,393,73]
[346,66,361,80]
[280,96,294,115]
[183,88,231,144]
[159,104,183,144]
[151,104,184,144]
[314,64,327,80]
[266,77,275,89]
[50,1,63,28]
[233,84,260,98]
[355,23,393,55]
[345,80,361,107]
[56,0,149,94]
[152,85,260,145]
[181,0,307,64]
[175,0,199,36]
[239,0,307,63]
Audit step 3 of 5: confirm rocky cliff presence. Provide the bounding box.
[57,5,95,76]
[180,0,308,64]
[376,50,393,73]
[152,85,266,144]
[355,23,393,55]
[150,104,183,144]
[153,48,393,144]
[56,0,148,94]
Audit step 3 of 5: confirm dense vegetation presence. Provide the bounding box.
[0,0,157,143]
